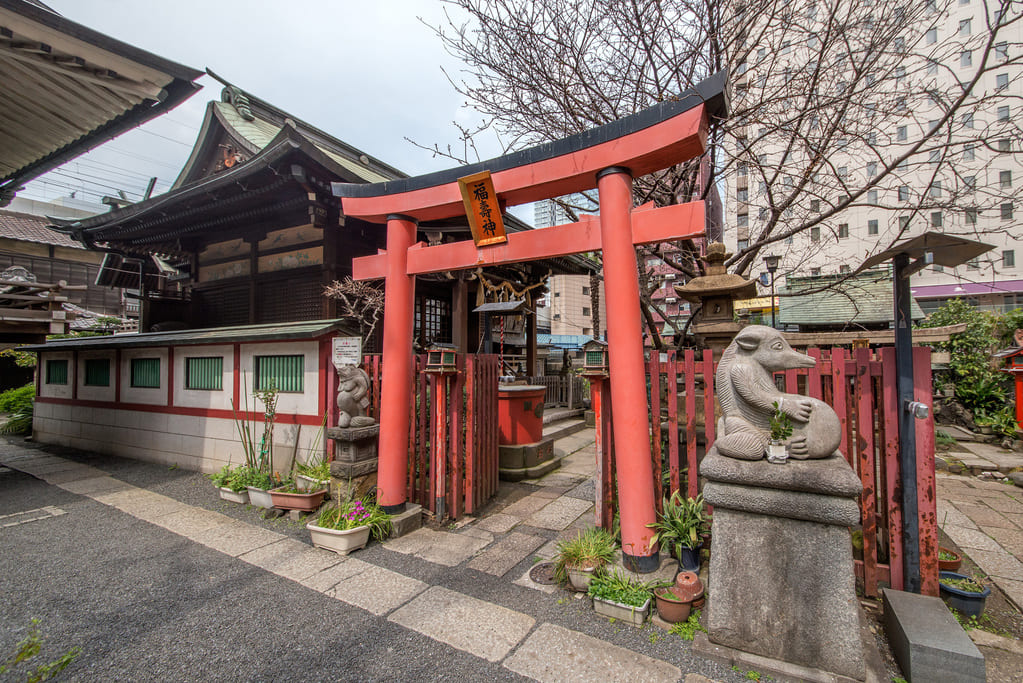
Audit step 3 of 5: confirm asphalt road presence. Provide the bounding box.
[0,466,526,682]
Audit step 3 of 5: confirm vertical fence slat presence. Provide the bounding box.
[880,347,904,591]
[833,350,851,466]
[914,345,939,597]
[702,349,716,447]
[649,354,663,512]
[605,379,616,529]
[784,367,798,394]
[666,350,681,496]
[684,350,698,499]
[854,347,879,598]
[420,359,431,510]
[807,348,823,400]
[451,355,465,520]
[465,356,477,514]
[593,378,608,529]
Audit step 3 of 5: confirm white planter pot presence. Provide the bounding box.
[567,566,596,592]
[246,486,275,509]
[296,474,330,492]
[219,487,249,504]
[592,596,650,627]
[766,442,788,464]
[306,522,371,555]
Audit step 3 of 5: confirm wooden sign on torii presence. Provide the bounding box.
[333,71,729,572]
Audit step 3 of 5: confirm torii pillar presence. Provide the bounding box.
[334,71,729,571]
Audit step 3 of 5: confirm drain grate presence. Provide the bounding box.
[529,560,558,585]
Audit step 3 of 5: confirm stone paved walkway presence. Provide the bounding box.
[1,431,731,683]
[936,469,1023,612]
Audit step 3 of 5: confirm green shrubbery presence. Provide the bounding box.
[0,383,34,435]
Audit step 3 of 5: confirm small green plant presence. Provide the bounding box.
[940,575,985,593]
[891,677,908,683]
[316,498,392,540]
[0,382,34,435]
[935,430,956,447]
[745,671,761,681]
[647,491,709,558]
[0,618,81,682]
[668,609,707,641]
[938,549,958,562]
[553,526,617,584]
[949,609,1011,636]
[587,571,654,608]
[769,401,793,442]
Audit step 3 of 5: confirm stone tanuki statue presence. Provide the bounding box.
[715,325,841,461]
[336,365,376,428]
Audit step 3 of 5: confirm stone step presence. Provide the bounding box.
[542,407,585,425]
[543,418,588,442]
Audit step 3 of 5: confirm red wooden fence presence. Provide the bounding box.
[602,346,939,597]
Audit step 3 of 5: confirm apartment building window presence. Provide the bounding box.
[1004,250,1016,268]
[737,188,749,202]
[899,216,911,230]
[554,292,560,297]
[925,28,937,44]
[757,48,766,61]
[811,226,820,242]
[84,358,110,387]
[898,186,910,201]
[737,162,748,176]
[807,4,817,19]
[996,42,1008,61]
[896,125,907,142]
[810,199,820,212]
[895,66,905,83]
[998,138,1011,152]
[737,239,749,250]
[998,105,1010,122]
[838,166,848,178]
[894,37,905,52]
[933,264,944,272]
[959,19,971,36]
[808,33,819,49]
[553,313,561,320]
[758,181,767,194]
[838,223,849,238]
[1000,170,1012,188]
[737,213,749,227]
[926,59,938,75]
[782,41,791,54]
[839,265,851,274]
[783,175,793,188]
[868,219,879,235]
[582,286,589,295]
[736,60,748,76]
[962,176,975,193]
[866,162,877,176]
[868,132,877,145]
[930,181,942,198]
[964,143,976,160]
[965,208,978,225]
[785,235,793,245]
[737,136,748,152]
[962,112,974,129]
[759,207,769,221]
[582,307,590,316]
[960,50,972,68]
[1001,203,1014,220]
[997,73,1009,91]
[930,149,942,164]
[931,212,943,227]
[895,97,906,111]
[960,0,970,4]
[867,190,878,204]
[810,268,821,276]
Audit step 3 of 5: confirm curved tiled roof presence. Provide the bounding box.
[0,209,81,248]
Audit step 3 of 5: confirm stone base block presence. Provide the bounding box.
[882,588,985,683]
[330,458,378,479]
[389,503,423,539]
[706,507,865,680]
[331,471,377,502]
[499,437,557,481]
[584,410,595,426]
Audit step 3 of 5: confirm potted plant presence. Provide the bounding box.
[270,479,327,512]
[208,465,249,504]
[554,527,617,592]
[306,498,392,555]
[587,571,653,626]
[295,413,331,492]
[653,571,704,623]
[647,491,710,573]
[939,571,991,617]
[938,547,963,572]
[767,400,792,463]
[231,383,281,509]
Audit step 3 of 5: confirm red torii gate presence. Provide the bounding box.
[334,72,728,572]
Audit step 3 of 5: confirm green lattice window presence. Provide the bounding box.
[185,357,223,390]
[255,355,303,393]
[46,359,68,385]
[84,358,110,386]
[130,357,161,388]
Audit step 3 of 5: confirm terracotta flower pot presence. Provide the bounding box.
[938,547,963,572]
[672,571,704,603]
[654,586,692,623]
[270,487,327,512]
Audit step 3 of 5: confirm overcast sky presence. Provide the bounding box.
[24,1,534,221]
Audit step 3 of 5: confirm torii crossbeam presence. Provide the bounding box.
[334,71,729,572]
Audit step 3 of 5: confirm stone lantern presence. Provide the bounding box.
[673,242,759,360]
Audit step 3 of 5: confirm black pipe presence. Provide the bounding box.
[893,253,921,593]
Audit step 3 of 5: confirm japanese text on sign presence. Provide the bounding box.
[457,170,507,247]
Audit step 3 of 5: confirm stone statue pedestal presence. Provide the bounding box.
[327,424,380,501]
[699,447,866,681]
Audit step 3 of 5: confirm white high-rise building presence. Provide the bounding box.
[723,0,1022,316]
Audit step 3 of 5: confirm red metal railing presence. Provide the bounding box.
[600,346,938,597]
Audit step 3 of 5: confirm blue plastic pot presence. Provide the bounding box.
[939,571,991,618]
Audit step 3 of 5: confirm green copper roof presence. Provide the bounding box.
[779,269,924,326]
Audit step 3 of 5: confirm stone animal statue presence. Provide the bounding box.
[715,325,841,461]
[336,365,376,428]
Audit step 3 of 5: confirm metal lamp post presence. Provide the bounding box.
[763,254,780,329]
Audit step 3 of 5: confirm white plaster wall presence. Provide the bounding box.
[238,341,321,416]
[119,347,169,406]
[33,403,328,474]
[173,345,235,410]
[37,352,73,399]
[76,350,116,402]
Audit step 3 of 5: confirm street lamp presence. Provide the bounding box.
[763,254,780,329]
